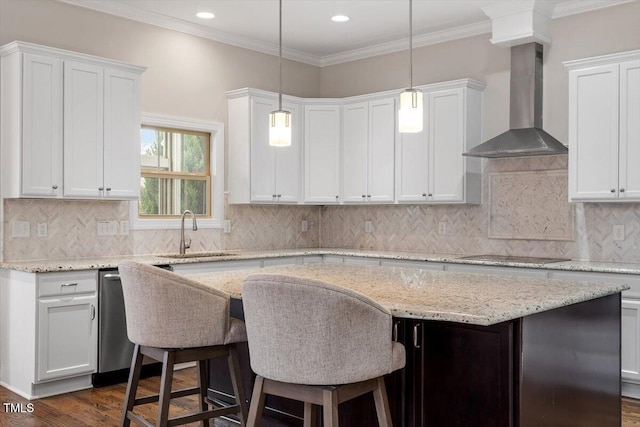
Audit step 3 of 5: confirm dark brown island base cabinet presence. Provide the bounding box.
[209,295,621,427]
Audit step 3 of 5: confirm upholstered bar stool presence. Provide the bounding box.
[242,274,406,427]
[118,261,248,427]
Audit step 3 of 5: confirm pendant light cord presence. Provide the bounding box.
[278,0,283,111]
[409,0,413,90]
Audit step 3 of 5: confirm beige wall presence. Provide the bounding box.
[319,1,640,145]
[0,0,321,120]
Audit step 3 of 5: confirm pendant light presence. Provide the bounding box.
[398,0,423,133]
[269,0,292,147]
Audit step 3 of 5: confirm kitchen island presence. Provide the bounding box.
[189,263,626,427]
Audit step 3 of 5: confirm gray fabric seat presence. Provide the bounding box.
[242,274,406,427]
[118,261,248,427]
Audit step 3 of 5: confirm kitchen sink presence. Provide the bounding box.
[159,252,238,259]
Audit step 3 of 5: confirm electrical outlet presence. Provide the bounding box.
[365,221,373,233]
[37,223,48,238]
[223,220,232,234]
[12,220,30,238]
[301,220,308,233]
[438,221,447,235]
[97,220,118,236]
[120,220,130,236]
[613,225,625,241]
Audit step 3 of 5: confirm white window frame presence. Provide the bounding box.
[130,113,224,230]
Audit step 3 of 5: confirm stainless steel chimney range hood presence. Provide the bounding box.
[463,42,567,158]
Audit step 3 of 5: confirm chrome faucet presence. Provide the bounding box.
[179,210,198,255]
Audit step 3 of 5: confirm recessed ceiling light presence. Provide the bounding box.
[196,11,215,19]
[331,15,350,23]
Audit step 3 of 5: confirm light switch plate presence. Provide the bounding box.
[223,220,232,234]
[120,220,130,235]
[37,223,48,238]
[301,220,308,233]
[365,221,373,233]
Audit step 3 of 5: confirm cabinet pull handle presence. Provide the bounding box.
[422,193,427,197]
[52,185,58,190]
[90,304,96,320]
[106,187,112,191]
[367,195,371,198]
[620,188,625,193]
[611,188,616,193]
[413,323,421,349]
[277,194,281,198]
[103,273,120,279]
[394,321,400,342]
[428,193,433,197]
[98,187,104,191]
[362,195,366,198]
[61,283,78,287]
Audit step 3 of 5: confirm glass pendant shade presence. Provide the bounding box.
[269,109,292,147]
[399,89,423,133]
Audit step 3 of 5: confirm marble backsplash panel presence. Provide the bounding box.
[320,156,640,263]
[2,156,638,263]
[2,196,319,261]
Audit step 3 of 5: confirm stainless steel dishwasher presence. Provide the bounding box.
[93,265,172,386]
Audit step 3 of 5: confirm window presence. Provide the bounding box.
[140,126,210,216]
[130,113,224,230]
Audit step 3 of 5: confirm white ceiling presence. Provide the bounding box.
[58,0,634,66]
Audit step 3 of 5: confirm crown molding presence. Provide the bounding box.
[319,21,492,67]
[57,0,320,66]
[552,0,637,18]
[56,0,638,67]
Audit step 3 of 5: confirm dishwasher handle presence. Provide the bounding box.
[102,273,120,279]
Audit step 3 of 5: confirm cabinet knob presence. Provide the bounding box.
[611,188,616,193]
[272,194,276,199]
[98,187,104,191]
[277,194,281,198]
[620,188,625,193]
[52,185,58,190]
[335,195,339,200]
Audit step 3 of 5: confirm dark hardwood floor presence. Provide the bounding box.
[1,367,640,426]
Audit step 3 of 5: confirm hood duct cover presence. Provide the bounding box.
[463,42,567,158]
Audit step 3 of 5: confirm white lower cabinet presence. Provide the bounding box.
[36,271,98,383]
[37,293,97,382]
[622,299,640,383]
[0,269,97,399]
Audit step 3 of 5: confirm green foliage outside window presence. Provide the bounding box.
[139,127,211,217]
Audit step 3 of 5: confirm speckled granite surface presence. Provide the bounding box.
[1,248,639,274]
[189,263,628,326]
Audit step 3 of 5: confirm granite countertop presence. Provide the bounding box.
[188,263,628,326]
[1,248,639,275]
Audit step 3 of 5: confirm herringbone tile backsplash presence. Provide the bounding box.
[2,156,639,263]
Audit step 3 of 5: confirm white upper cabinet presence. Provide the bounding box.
[227,79,484,206]
[566,51,640,202]
[304,104,341,204]
[0,41,145,200]
[63,61,105,198]
[1,52,63,197]
[103,68,141,199]
[395,81,484,204]
[342,98,395,203]
[227,90,301,204]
